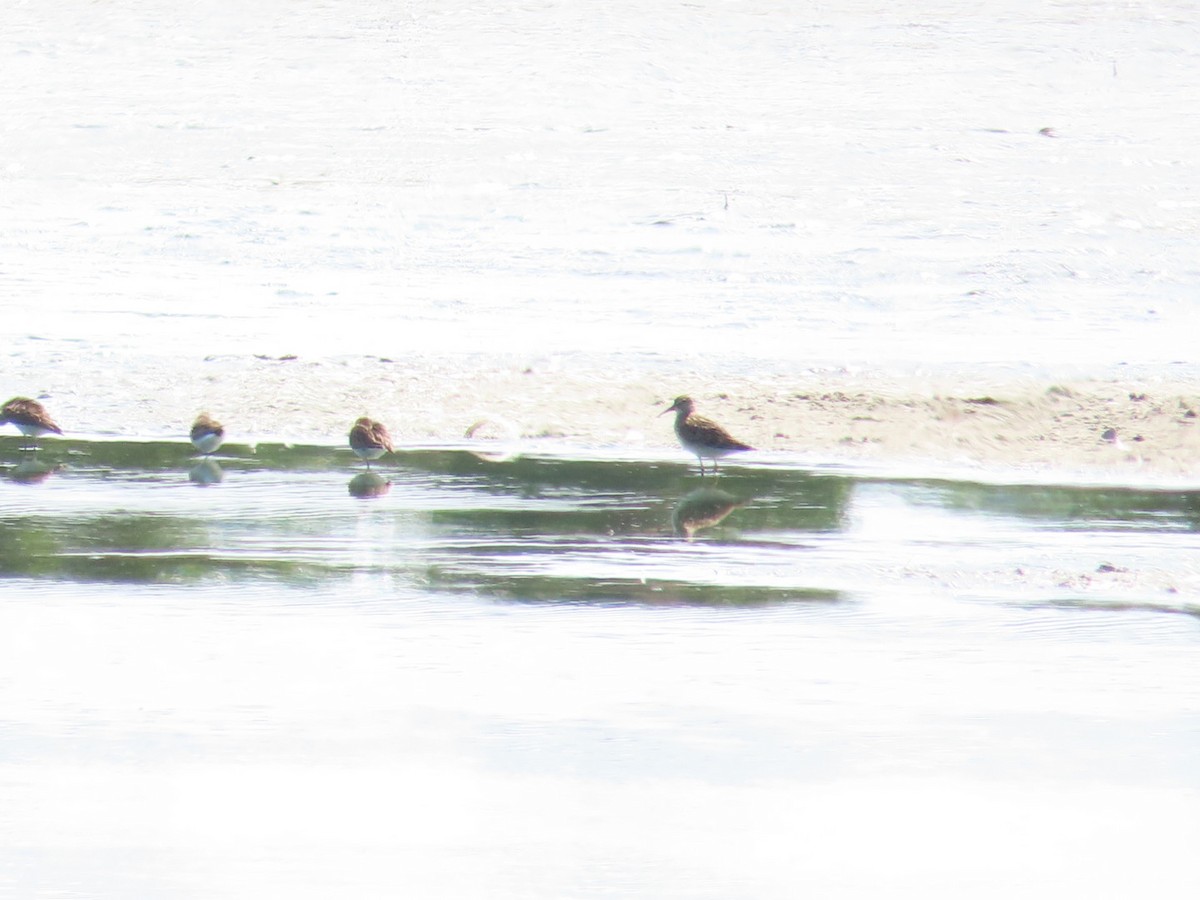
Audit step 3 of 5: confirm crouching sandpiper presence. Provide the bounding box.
[349,417,393,469]
[190,413,225,456]
[1,397,63,451]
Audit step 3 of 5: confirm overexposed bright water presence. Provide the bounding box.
[3,0,1200,380]
[3,1,1200,897]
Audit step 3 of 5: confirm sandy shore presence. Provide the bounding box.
[18,352,1196,482]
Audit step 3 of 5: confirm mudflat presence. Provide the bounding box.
[27,353,1199,479]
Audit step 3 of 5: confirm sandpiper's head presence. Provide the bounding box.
[661,395,695,417]
[0,397,26,424]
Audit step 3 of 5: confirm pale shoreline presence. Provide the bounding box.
[15,353,1199,481]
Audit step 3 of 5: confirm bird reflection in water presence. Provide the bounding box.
[6,456,60,484]
[189,458,225,485]
[672,486,748,540]
[349,471,391,499]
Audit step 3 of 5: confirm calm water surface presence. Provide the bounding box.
[1,438,1198,898]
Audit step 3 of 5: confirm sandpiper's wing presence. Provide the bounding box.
[369,420,394,454]
[1,397,63,434]
[684,414,753,451]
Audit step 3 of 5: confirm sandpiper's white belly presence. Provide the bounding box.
[12,422,53,438]
[676,431,743,460]
[191,432,224,454]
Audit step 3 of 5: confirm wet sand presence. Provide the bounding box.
[23,353,1199,481]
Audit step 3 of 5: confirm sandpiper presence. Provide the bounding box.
[1,396,63,451]
[660,395,753,475]
[190,412,225,456]
[349,416,393,469]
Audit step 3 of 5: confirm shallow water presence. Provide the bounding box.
[1,439,1198,898]
[3,437,1198,606]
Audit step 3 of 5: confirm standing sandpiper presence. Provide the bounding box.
[660,395,753,475]
[190,412,225,456]
[1,396,63,451]
[349,416,393,469]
